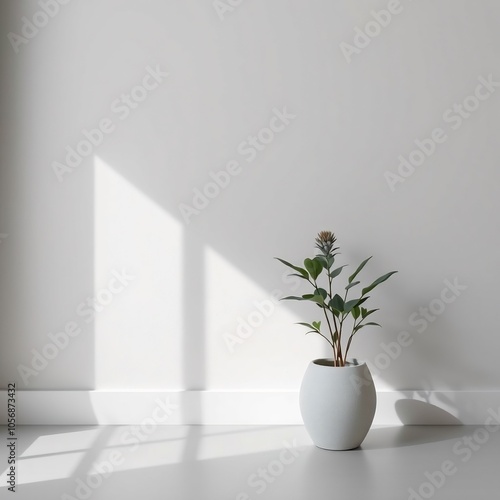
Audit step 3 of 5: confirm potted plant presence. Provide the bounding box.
[276,231,397,450]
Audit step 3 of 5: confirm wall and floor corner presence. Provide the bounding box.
[1,1,500,426]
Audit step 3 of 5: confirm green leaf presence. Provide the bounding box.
[329,265,347,279]
[354,321,381,334]
[348,256,372,283]
[304,330,319,336]
[312,321,321,330]
[314,288,328,300]
[304,258,323,280]
[343,299,359,314]
[289,293,325,306]
[315,255,329,269]
[356,296,370,307]
[275,258,309,279]
[362,271,398,296]
[325,255,336,269]
[296,322,315,330]
[304,258,315,276]
[289,273,311,281]
[310,295,325,306]
[313,257,324,276]
[352,306,360,319]
[345,280,360,291]
[329,294,344,313]
[361,308,379,319]
[281,295,306,301]
[344,296,369,313]
[296,323,325,338]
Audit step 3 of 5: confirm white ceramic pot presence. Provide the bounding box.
[299,359,376,450]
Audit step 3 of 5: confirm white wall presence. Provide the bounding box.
[1,0,500,423]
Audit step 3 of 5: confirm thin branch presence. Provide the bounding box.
[344,318,361,360]
[305,331,334,348]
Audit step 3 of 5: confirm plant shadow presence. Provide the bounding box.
[360,424,466,451]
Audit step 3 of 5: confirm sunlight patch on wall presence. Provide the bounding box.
[204,247,328,390]
[94,157,183,389]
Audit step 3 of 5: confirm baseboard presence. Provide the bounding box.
[1,390,499,425]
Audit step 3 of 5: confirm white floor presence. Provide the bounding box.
[1,425,499,499]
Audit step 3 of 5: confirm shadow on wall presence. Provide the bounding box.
[395,399,462,425]
[2,1,498,430]
[0,0,96,391]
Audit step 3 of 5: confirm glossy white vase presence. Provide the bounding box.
[299,359,376,450]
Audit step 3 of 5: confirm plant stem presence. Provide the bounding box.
[309,331,334,348]
[321,304,336,354]
[327,271,340,348]
[314,277,338,361]
[337,328,343,366]
[344,318,361,360]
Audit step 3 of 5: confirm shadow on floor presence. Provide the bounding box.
[360,424,467,451]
